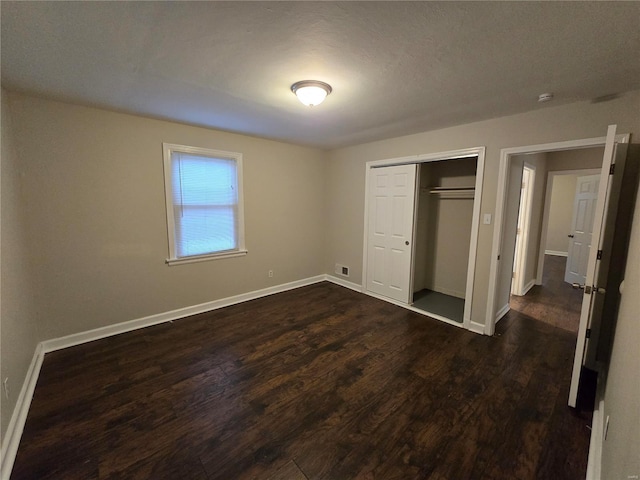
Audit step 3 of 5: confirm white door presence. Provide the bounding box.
[512,166,535,295]
[568,125,626,407]
[366,164,417,303]
[564,174,600,285]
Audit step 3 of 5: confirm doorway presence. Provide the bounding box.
[508,166,601,332]
[500,150,606,333]
[412,157,478,324]
[486,134,627,337]
[486,126,631,408]
[362,147,485,332]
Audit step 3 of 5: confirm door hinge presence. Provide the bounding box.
[584,285,592,294]
[597,249,603,260]
[512,271,516,279]
[609,164,615,175]
[586,328,592,339]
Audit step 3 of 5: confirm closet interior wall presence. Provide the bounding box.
[413,158,478,300]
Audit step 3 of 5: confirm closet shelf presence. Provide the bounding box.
[422,186,475,199]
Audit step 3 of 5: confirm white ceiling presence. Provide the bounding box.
[2,2,639,149]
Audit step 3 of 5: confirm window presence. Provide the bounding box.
[163,143,246,265]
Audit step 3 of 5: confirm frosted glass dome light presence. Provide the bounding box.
[291,80,332,107]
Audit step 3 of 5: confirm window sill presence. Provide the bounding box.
[166,249,248,266]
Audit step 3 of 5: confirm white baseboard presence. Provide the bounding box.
[42,275,327,353]
[324,275,362,292]
[495,303,511,324]
[469,321,486,335]
[545,250,568,257]
[0,343,45,480]
[522,279,536,295]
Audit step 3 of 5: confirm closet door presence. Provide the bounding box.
[366,164,417,303]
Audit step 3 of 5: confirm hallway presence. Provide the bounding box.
[509,255,583,333]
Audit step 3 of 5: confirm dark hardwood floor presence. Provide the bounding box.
[11,282,592,479]
[509,255,583,333]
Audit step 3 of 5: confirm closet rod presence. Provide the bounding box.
[423,186,475,198]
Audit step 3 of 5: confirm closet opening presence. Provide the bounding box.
[411,157,478,324]
[362,147,485,333]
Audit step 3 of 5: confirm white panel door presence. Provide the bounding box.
[366,164,417,303]
[568,125,625,407]
[564,174,600,285]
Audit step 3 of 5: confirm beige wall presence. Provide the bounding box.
[413,165,431,291]
[546,175,578,254]
[547,146,604,172]
[0,89,40,440]
[5,92,327,342]
[601,177,640,479]
[326,90,640,326]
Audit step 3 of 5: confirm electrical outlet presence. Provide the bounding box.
[3,377,9,400]
[268,270,274,278]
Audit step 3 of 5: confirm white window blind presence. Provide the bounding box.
[163,144,245,264]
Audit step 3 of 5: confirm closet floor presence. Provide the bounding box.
[412,289,464,323]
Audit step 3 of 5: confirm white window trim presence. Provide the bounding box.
[162,143,247,266]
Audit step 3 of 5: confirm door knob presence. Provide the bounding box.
[568,234,575,238]
[572,284,606,295]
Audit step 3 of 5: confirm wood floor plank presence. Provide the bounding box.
[268,460,308,480]
[509,255,583,332]
[10,282,592,480]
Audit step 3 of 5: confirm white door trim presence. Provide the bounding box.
[486,133,630,336]
[362,146,485,330]
[536,168,601,285]
[512,164,536,296]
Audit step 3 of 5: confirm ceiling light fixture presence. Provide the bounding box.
[538,92,554,103]
[291,80,332,107]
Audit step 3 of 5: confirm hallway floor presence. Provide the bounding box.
[509,255,583,333]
